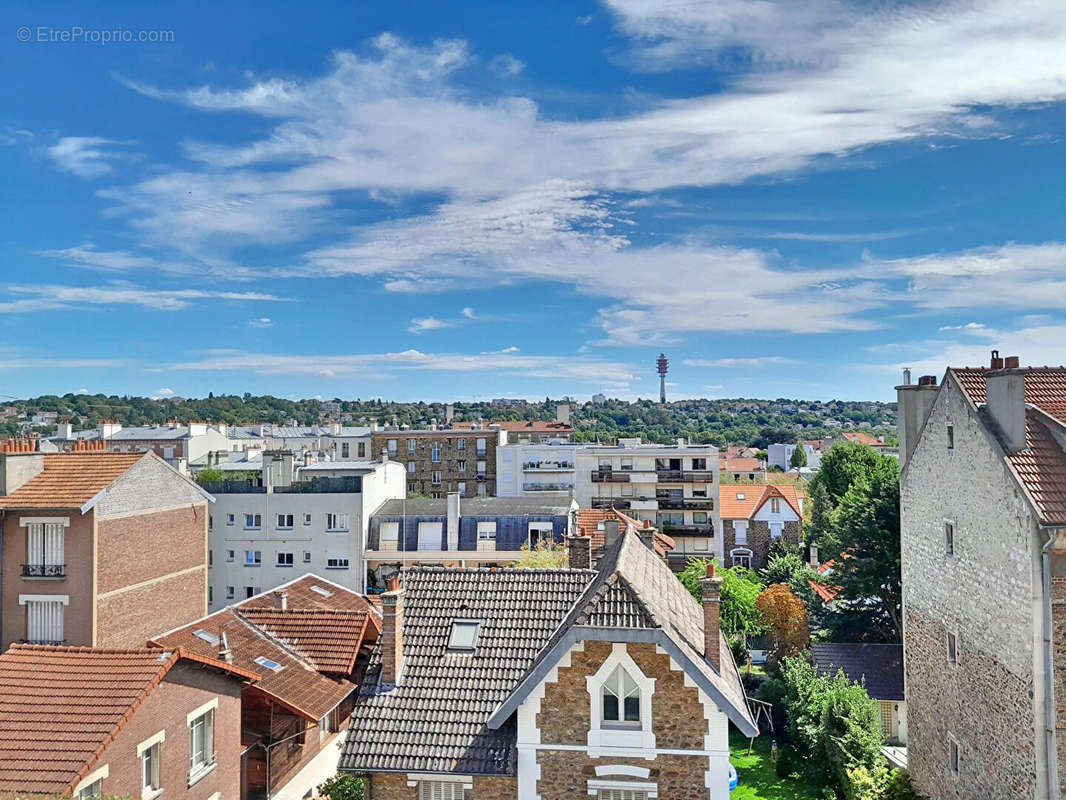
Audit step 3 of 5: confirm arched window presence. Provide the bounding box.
[730,548,752,569]
[602,664,641,727]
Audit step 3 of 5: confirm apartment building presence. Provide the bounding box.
[897,354,1066,799]
[371,427,506,498]
[364,494,576,587]
[205,451,405,605]
[719,455,767,482]
[0,644,253,800]
[496,440,578,496]
[573,438,722,560]
[0,441,212,650]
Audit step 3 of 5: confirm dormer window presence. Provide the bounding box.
[447,620,480,651]
[601,664,641,727]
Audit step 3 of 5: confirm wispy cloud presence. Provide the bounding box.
[46,136,134,178]
[248,317,274,328]
[684,356,800,368]
[0,283,288,312]
[407,316,455,334]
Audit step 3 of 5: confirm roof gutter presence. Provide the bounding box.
[1041,526,1064,800]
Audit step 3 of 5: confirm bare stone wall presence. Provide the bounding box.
[536,749,708,800]
[901,374,1042,800]
[368,773,516,799]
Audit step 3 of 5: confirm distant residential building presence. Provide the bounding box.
[719,455,767,482]
[767,442,823,471]
[591,392,607,404]
[0,644,253,800]
[341,529,757,798]
[897,354,1066,799]
[371,426,506,498]
[719,484,804,570]
[812,643,906,745]
[225,422,372,463]
[452,404,574,443]
[204,451,405,604]
[28,411,58,428]
[152,575,379,800]
[575,506,677,568]
[50,420,232,470]
[364,494,576,587]
[0,442,211,650]
[575,438,721,560]
[496,440,578,496]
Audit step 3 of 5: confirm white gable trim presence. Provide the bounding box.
[405,773,473,788]
[595,765,650,778]
[587,778,659,796]
[73,763,109,795]
[585,643,657,759]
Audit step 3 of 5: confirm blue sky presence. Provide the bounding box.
[3,0,1066,403]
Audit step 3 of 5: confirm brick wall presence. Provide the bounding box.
[901,375,1042,800]
[371,431,499,497]
[93,661,242,800]
[722,519,799,570]
[97,567,206,648]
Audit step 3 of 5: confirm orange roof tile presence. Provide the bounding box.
[151,575,379,720]
[841,431,881,446]
[452,420,573,433]
[0,645,253,796]
[951,366,1066,426]
[719,457,764,472]
[0,452,145,510]
[719,484,803,520]
[576,508,674,557]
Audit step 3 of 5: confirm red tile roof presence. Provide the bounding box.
[0,452,145,510]
[951,367,1066,524]
[0,645,254,796]
[452,420,573,433]
[151,575,379,721]
[576,508,674,557]
[719,484,803,520]
[841,431,882,446]
[719,457,764,473]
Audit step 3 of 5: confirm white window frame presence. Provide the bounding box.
[20,517,68,576]
[769,521,784,539]
[187,700,216,783]
[137,729,165,799]
[733,520,748,545]
[326,513,349,532]
[74,764,109,799]
[276,551,294,568]
[226,586,235,600]
[730,548,753,569]
[586,643,656,757]
[408,438,417,453]
[19,594,68,644]
[276,513,294,530]
[408,461,417,474]
[326,554,350,569]
[226,514,235,526]
[244,550,261,566]
[457,438,466,450]
[244,513,261,530]
[303,513,312,526]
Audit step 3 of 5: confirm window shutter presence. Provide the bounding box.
[45,522,64,566]
[26,523,44,564]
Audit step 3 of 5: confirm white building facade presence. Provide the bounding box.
[205,452,404,608]
[496,441,578,497]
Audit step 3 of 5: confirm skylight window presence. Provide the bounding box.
[193,629,220,646]
[447,620,480,651]
[310,585,332,597]
[253,656,283,671]
[736,492,746,500]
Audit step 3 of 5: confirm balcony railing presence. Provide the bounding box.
[655,469,716,482]
[523,482,574,492]
[524,462,574,471]
[655,498,715,510]
[199,480,266,494]
[591,471,630,483]
[21,563,66,578]
[660,525,714,536]
[591,496,657,509]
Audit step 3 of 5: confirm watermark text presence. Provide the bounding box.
[16,25,175,44]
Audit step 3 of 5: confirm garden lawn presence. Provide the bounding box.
[729,729,829,800]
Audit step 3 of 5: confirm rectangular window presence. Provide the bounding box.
[620,457,633,470]
[456,438,466,450]
[141,742,161,794]
[769,521,784,539]
[432,471,443,485]
[276,552,294,567]
[457,481,466,496]
[419,522,444,550]
[447,620,480,650]
[949,737,960,776]
[945,520,955,556]
[431,445,441,462]
[326,513,349,531]
[477,521,497,540]
[947,631,958,665]
[208,586,213,604]
[24,521,65,575]
[226,586,235,600]
[78,779,104,799]
[419,782,465,800]
[208,515,213,531]
[244,514,261,529]
[276,513,293,529]
[477,461,486,476]
[457,459,466,473]
[245,586,257,598]
[476,438,487,456]
[226,514,235,526]
[303,550,312,563]
[693,538,709,551]
[770,498,781,513]
[244,550,261,566]
[380,522,400,550]
[408,460,416,474]
[692,457,707,470]
[693,512,708,524]
[358,441,366,458]
[208,549,213,567]
[341,442,350,458]
[947,423,954,450]
[226,550,235,562]
[326,554,349,569]
[189,708,215,777]
[734,520,748,545]
[731,549,752,569]
[304,513,312,526]
[408,438,417,453]
[25,598,65,644]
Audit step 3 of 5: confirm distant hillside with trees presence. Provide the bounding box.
[2,393,895,448]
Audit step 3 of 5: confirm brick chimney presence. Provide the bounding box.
[567,535,592,569]
[896,368,940,471]
[699,563,724,671]
[274,590,288,610]
[0,442,44,496]
[986,352,1027,453]
[380,583,404,687]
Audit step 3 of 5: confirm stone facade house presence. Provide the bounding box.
[719,484,804,571]
[897,354,1066,800]
[371,428,507,498]
[0,644,256,799]
[151,575,380,800]
[340,528,757,799]
[0,442,212,650]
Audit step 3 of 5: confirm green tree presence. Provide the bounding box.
[678,558,764,647]
[515,539,569,569]
[196,467,225,484]
[790,444,808,468]
[317,773,367,800]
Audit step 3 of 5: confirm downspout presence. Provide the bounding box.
[1041,528,1060,800]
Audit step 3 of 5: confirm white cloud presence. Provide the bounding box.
[407,316,454,334]
[155,387,175,397]
[0,357,127,370]
[46,136,133,178]
[0,283,287,312]
[461,307,475,319]
[37,244,251,279]
[248,317,274,328]
[684,356,800,368]
[75,388,89,394]
[161,348,637,385]
[488,54,525,77]
[938,322,992,335]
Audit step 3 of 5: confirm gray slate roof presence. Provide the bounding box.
[340,530,757,777]
[811,643,904,701]
[374,496,574,517]
[343,567,592,774]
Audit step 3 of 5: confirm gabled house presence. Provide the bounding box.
[897,353,1066,799]
[812,643,906,745]
[0,644,257,800]
[0,442,213,650]
[575,507,676,567]
[340,528,757,799]
[150,574,380,800]
[719,484,804,570]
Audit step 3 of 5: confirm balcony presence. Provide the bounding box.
[21,563,66,578]
[655,498,715,511]
[591,496,657,509]
[524,461,574,471]
[523,482,574,492]
[660,525,714,536]
[655,469,716,482]
[591,471,630,483]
